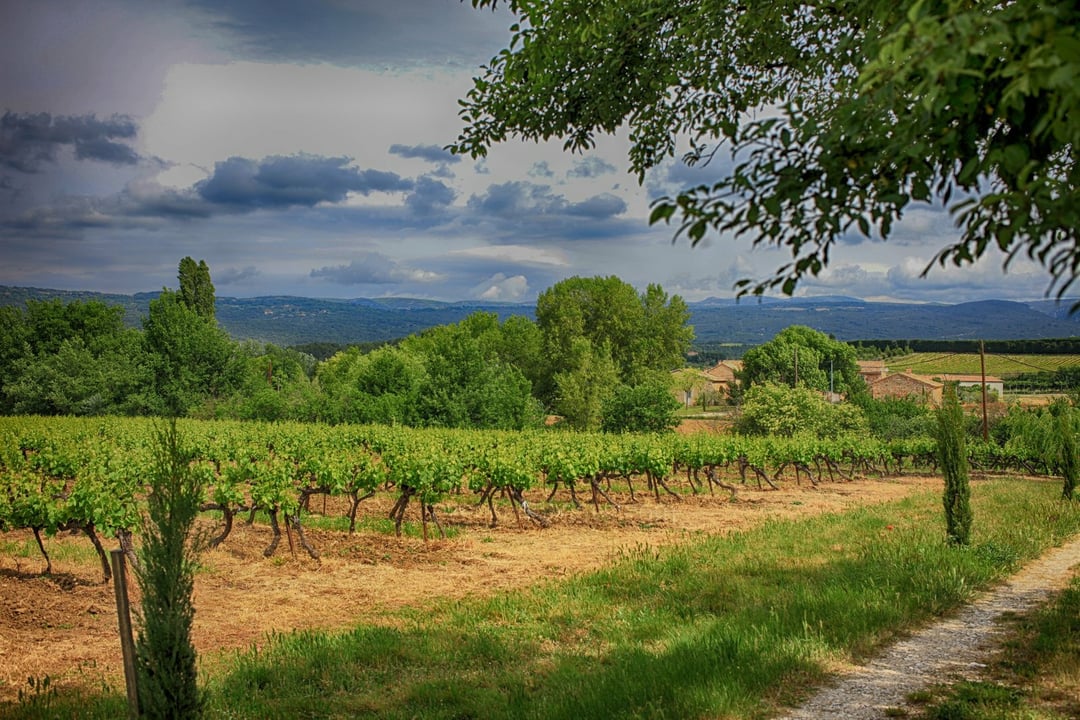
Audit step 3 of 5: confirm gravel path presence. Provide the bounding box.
[778,535,1080,719]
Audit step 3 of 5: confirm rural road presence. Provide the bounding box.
[778,534,1080,719]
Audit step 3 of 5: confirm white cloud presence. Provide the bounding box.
[449,245,569,267]
[474,273,529,301]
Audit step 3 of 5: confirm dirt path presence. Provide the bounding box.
[0,476,936,702]
[778,535,1080,719]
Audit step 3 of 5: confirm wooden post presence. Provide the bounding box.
[110,548,139,719]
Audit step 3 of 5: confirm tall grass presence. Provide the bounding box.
[6,478,1078,720]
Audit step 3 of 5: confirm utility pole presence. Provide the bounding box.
[980,340,989,442]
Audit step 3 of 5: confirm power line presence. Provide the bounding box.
[988,353,1063,374]
[891,352,961,369]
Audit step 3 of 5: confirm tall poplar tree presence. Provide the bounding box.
[177,257,215,321]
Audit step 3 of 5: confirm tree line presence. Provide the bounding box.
[0,260,693,433]
[851,338,1080,356]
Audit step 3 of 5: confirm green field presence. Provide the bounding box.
[885,353,1080,378]
[5,479,1079,720]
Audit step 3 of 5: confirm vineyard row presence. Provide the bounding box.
[0,416,1057,582]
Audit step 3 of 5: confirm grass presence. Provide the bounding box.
[0,532,105,567]
[5,478,1078,720]
[901,575,1080,720]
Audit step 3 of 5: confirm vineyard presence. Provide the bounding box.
[0,415,1064,578]
[1,413,1075,709]
[885,352,1080,378]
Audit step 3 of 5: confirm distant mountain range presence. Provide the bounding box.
[1,286,1077,347]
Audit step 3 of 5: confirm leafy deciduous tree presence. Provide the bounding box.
[0,300,149,415]
[536,276,693,406]
[735,382,867,439]
[740,325,863,396]
[142,290,240,416]
[601,378,682,434]
[455,0,1080,302]
[403,313,544,430]
[553,337,620,431]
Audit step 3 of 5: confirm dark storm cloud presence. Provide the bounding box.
[389,143,461,165]
[184,0,511,67]
[0,111,140,172]
[467,181,626,221]
[467,181,554,217]
[196,154,413,209]
[405,176,456,214]
[214,265,260,285]
[566,193,627,218]
[0,153,420,238]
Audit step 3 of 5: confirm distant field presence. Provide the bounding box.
[885,353,1080,377]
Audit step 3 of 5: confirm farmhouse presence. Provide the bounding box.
[938,374,1005,398]
[869,371,944,404]
[672,360,744,406]
[856,360,888,384]
[705,359,743,391]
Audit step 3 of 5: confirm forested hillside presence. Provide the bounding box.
[1,286,1077,346]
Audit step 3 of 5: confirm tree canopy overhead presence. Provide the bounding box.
[454,0,1080,302]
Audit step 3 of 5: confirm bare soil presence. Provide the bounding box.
[0,475,939,702]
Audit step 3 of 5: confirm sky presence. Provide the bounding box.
[0,0,1057,305]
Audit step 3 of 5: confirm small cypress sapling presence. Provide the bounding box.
[1052,401,1077,501]
[134,420,205,718]
[936,385,972,546]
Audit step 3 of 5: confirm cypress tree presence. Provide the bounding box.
[1052,401,1077,501]
[134,420,205,718]
[936,385,972,546]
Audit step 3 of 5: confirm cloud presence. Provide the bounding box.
[467,181,626,220]
[0,153,422,236]
[389,143,460,165]
[566,193,627,218]
[183,0,512,67]
[644,152,740,201]
[405,176,456,214]
[528,161,554,178]
[568,156,616,178]
[473,273,529,301]
[0,111,140,172]
[215,265,260,285]
[196,154,412,209]
[449,245,569,268]
[310,253,443,285]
